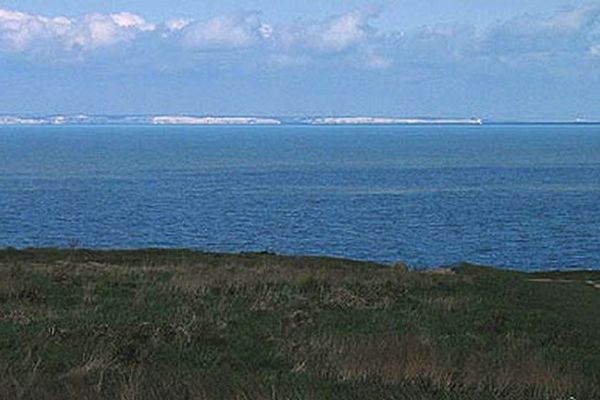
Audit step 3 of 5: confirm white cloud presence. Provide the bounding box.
[538,5,600,32]
[182,14,266,50]
[313,9,373,52]
[0,8,154,54]
[165,18,191,32]
[259,23,273,39]
[0,8,73,51]
[489,5,600,39]
[277,8,378,54]
[484,5,600,55]
[83,15,124,47]
[111,12,155,32]
[81,13,154,49]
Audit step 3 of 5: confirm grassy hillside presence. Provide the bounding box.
[0,249,599,399]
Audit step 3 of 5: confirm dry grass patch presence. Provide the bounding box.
[286,331,592,398]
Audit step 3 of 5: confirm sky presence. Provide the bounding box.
[0,1,599,120]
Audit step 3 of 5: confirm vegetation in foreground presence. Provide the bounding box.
[0,248,599,399]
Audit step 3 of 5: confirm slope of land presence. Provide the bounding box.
[0,249,598,399]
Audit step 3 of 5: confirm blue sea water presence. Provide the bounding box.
[0,124,598,270]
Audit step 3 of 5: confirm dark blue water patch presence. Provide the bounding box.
[0,125,599,270]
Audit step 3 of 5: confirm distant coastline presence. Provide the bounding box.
[151,116,281,125]
[0,114,484,126]
[2,114,600,126]
[307,117,483,125]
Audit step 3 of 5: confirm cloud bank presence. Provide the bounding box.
[1,5,600,66]
[0,9,154,55]
[1,5,600,119]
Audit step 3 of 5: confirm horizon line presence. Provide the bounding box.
[1,114,599,125]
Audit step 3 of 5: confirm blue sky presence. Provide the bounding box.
[1,1,599,119]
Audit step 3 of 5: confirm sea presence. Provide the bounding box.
[0,124,598,270]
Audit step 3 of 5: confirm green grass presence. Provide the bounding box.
[0,248,599,399]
